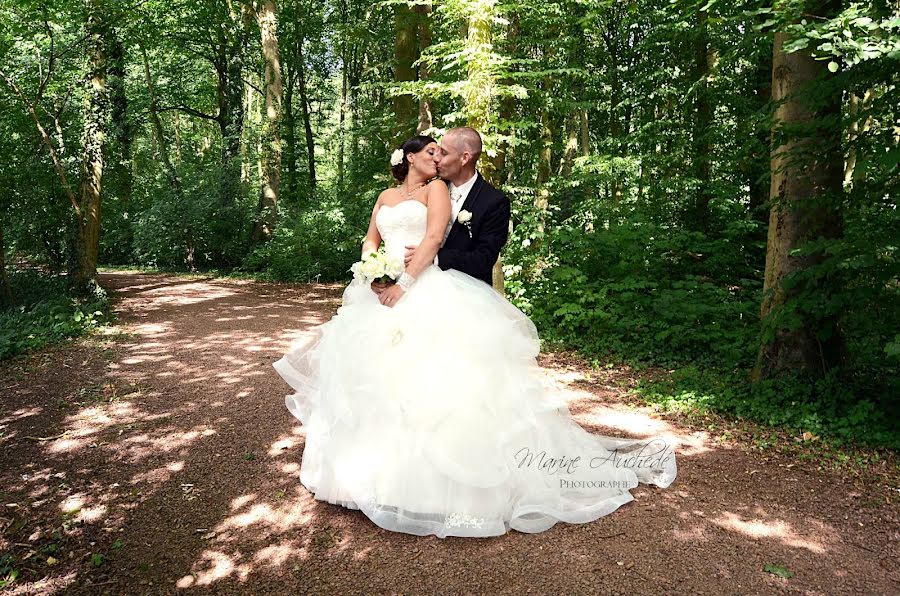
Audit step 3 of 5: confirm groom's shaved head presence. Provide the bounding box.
[445,127,482,162]
[435,126,482,185]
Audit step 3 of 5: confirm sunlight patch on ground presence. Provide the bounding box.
[185,550,247,586]
[132,323,172,336]
[281,462,301,476]
[217,500,314,534]
[711,511,828,553]
[1,406,44,425]
[115,425,217,464]
[74,503,108,523]
[252,540,298,567]
[60,494,85,514]
[539,367,715,458]
[130,460,186,486]
[673,524,710,542]
[269,435,298,457]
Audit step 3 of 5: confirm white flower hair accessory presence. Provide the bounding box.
[390,149,405,166]
[457,209,473,238]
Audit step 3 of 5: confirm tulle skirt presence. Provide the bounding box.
[273,265,676,537]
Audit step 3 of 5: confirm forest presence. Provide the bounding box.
[1,0,898,446]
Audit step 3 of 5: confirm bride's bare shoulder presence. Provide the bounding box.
[375,187,399,207]
[426,178,449,198]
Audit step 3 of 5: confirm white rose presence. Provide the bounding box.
[360,259,382,280]
[390,149,405,166]
[385,255,404,279]
[457,210,473,224]
[350,260,364,282]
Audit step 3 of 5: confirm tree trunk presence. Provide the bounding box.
[748,39,773,226]
[492,12,519,183]
[72,0,109,292]
[217,9,248,209]
[606,19,623,204]
[336,47,347,190]
[283,73,298,203]
[252,0,283,243]
[580,109,590,157]
[0,215,12,307]
[843,88,875,188]
[141,46,180,189]
[535,107,552,237]
[394,0,418,139]
[753,8,845,380]
[690,8,713,231]
[106,28,131,207]
[415,1,433,133]
[297,41,316,192]
[560,111,579,178]
[462,0,502,292]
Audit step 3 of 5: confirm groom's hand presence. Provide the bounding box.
[404,244,418,266]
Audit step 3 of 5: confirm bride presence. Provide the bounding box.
[273,131,677,538]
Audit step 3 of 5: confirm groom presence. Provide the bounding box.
[408,126,511,286]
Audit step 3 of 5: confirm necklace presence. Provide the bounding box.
[401,179,427,199]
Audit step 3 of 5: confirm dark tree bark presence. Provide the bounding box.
[72,0,109,293]
[251,0,283,243]
[297,40,316,192]
[414,1,433,133]
[753,0,846,380]
[106,27,131,207]
[283,70,298,203]
[0,215,12,307]
[393,0,418,140]
[690,8,713,232]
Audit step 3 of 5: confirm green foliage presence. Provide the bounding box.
[634,365,899,449]
[0,269,112,360]
[506,196,764,370]
[763,563,795,580]
[0,553,18,588]
[240,193,373,282]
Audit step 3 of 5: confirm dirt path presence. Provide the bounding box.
[1,271,897,595]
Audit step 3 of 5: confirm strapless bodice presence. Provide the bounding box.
[376,200,428,260]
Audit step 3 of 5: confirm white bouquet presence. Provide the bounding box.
[350,247,405,284]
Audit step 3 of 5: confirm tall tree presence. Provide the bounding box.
[690,6,713,231]
[414,1,433,133]
[106,25,131,207]
[460,0,503,291]
[393,0,419,139]
[753,0,845,379]
[0,214,11,306]
[252,0,283,242]
[297,38,317,191]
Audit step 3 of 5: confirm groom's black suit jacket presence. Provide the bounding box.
[436,171,511,286]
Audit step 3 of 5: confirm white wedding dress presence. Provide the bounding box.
[273,200,676,537]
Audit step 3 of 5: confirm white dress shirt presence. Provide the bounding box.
[435,172,479,266]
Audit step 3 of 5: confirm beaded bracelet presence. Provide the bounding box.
[396,272,415,291]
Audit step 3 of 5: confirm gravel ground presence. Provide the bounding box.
[1,270,897,595]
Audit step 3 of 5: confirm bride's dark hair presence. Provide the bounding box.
[391,135,437,182]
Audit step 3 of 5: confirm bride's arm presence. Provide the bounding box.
[404,180,450,279]
[360,192,386,257]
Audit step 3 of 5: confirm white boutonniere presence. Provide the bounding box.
[457,209,473,238]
